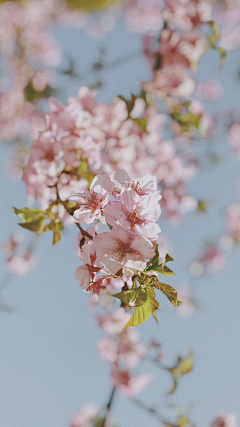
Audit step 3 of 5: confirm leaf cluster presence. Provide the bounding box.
[171,103,202,136]
[13,207,64,245]
[112,246,181,328]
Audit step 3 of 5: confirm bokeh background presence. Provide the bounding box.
[0,3,240,426]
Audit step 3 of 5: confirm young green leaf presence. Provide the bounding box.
[44,220,62,245]
[146,285,159,321]
[166,351,194,394]
[154,282,181,307]
[151,263,175,276]
[145,245,159,271]
[118,94,137,116]
[165,253,174,263]
[125,299,152,328]
[13,206,63,245]
[145,247,175,275]
[19,219,45,234]
[13,207,44,223]
[112,287,148,307]
[132,117,148,133]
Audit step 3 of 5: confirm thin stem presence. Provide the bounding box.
[103,387,116,427]
[131,398,166,425]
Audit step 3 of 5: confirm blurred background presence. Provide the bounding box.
[0,1,240,426]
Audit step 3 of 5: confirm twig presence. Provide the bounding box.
[131,398,167,425]
[103,387,116,427]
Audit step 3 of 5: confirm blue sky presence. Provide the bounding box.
[0,17,240,427]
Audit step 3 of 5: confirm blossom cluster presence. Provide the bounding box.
[141,0,218,139]
[72,169,161,294]
[0,0,84,144]
[22,86,197,222]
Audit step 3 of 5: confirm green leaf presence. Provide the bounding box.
[13,206,62,245]
[112,287,148,307]
[146,286,159,321]
[145,245,159,271]
[13,207,46,235]
[165,253,174,263]
[150,244,160,266]
[13,207,44,223]
[118,94,137,116]
[151,263,175,276]
[93,419,106,427]
[65,0,120,12]
[44,220,62,245]
[132,117,148,133]
[207,21,221,44]
[24,82,54,103]
[19,219,45,234]
[167,351,194,394]
[145,247,175,275]
[154,282,181,307]
[125,299,152,328]
[77,157,95,186]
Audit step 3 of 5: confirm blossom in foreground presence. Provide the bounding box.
[105,189,161,241]
[69,175,111,224]
[93,228,154,276]
[72,170,162,290]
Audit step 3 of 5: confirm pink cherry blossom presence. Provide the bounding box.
[225,203,240,242]
[69,175,111,225]
[93,228,154,276]
[142,66,196,100]
[162,0,212,31]
[111,363,154,397]
[176,286,196,317]
[211,414,238,427]
[97,328,146,369]
[3,234,38,276]
[105,189,161,241]
[189,244,226,276]
[70,404,99,427]
[98,308,131,335]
